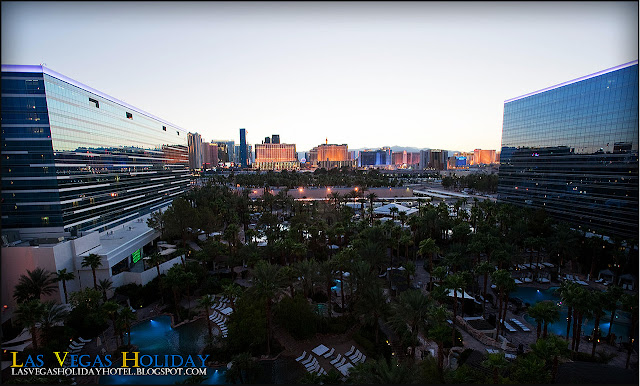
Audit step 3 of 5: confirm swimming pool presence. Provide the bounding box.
[511,286,631,343]
[331,279,342,293]
[99,315,227,384]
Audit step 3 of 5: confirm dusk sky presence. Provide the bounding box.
[2,1,637,152]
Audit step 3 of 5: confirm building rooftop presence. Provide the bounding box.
[504,60,638,103]
[1,64,190,134]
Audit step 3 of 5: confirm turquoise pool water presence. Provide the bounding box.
[331,279,342,293]
[511,286,631,343]
[99,315,227,384]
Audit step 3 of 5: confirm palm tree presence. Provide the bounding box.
[226,352,258,384]
[15,299,45,350]
[348,358,416,384]
[405,261,416,289]
[389,206,399,222]
[97,278,113,303]
[197,295,215,340]
[294,259,318,299]
[483,352,509,384]
[569,285,591,352]
[318,260,335,317]
[366,192,377,225]
[82,253,103,290]
[556,281,578,341]
[603,285,623,341]
[278,265,299,298]
[251,261,283,356]
[118,307,136,347]
[400,231,414,263]
[529,301,558,339]
[530,335,570,384]
[622,293,638,369]
[102,301,121,347]
[222,283,242,312]
[491,269,515,337]
[444,272,466,345]
[55,268,75,304]
[355,282,389,344]
[38,301,69,345]
[389,289,431,363]
[147,252,165,278]
[589,291,606,357]
[13,267,57,303]
[431,266,448,293]
[427,304,452,373]
[474,261,494,316]
[418,238,439,290]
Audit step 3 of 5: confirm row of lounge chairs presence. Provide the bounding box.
[209,311,228,337]
[564,274,589,286]
[486,348,516,360]
[295,345,366,378]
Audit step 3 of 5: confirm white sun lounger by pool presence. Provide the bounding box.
[502,321,516,332]
[77,337,92,343]
[330,354,343,365]
[486,348,500,354]
[295,351,307,362]
[345,345,355,357]
[333,357,347,369]
[305,358,319,370]
[300,354,314,366]
[510,319,531,332]
[348,350,361,362]
[323,347,335,358]
[358,354,366,363]
[337,362,354,376]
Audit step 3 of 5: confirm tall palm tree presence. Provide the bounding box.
[366,192,377,225]
[444,272,466,345]
[294,259,318,299]
[389,206,399,222]
[197,295,215,340]
[418,238,439,290]
[318,260,335,318]
[55,268,75,304]
[355,282,389,344]
[147,252,165,278]
[97,278,113,303]
[556,281,578,341]
[82,253,103,290]
[622,293,638,369]
[491,269,515,337]
[427,304,452,373]
[474,261,494,316]
[251,261,283,356]
[530,335,570,384]
[118,307,136,347]
[102,301,121,347]
[13,267,57,303]
[603,285,623,341]
[15,299,45,350]
[38,301,69,345]
[483,352,509,384]
[589,291,606,357]
[348,358,416,384]
[389,289,431,363]
[528,301,558,339]
[570,285,591,352]
[222,283,242,312]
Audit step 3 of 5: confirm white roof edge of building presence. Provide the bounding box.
[1,64,191,134]
[504,60,639,104]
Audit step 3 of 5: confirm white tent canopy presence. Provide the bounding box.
[374,203,418,216]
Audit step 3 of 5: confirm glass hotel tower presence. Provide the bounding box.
[1,65,191,239]
[498,61,638,239]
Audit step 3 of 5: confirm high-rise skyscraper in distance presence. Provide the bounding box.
[188,132,203,169]
[271,134,280,144]
[254,135,298,170]
[498,61,638,239]
[239,128,248,168]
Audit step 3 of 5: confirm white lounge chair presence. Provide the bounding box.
[330,354,343,365]
[77,337,92,343]
[333,357,347,369]
[345,345,355,357]
[348,350,361,362]
[295,351,307,362]
[300,354,314,366]
[323,347,335,358]
[305,358,318,370]
[358,354,366,363]
[502,321,516,332]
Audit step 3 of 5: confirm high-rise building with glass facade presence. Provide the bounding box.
[239,128,248,168]
[1,65,191,239]
[2,65,193,324]
[498,61,638,239]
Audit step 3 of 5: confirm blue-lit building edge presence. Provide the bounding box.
[497,64,639,239]
[2,67,191,236]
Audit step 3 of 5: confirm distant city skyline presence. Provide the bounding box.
[2,1,637,152]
